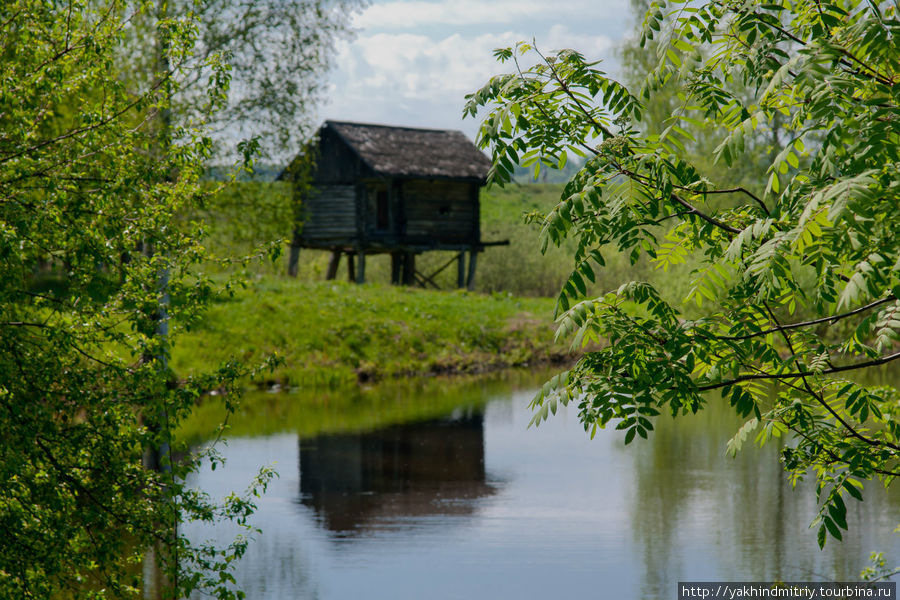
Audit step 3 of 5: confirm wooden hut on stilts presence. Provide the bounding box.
[280,121,507,289]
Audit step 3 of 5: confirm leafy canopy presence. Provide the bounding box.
[467,0,900,548]
[160,0,365,162]
[0,2,285,598]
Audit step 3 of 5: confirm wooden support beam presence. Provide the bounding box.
[325,250,341,280]
[415,269,441,290]
[466,250,478,291]
[356,250,366,284]
[347,252,355,282]
[401,252,416,286]
[390,252,401,285]
[457,251,466,288]
[424,252,462,284]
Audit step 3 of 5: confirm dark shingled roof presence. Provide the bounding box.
[326,120,491,181]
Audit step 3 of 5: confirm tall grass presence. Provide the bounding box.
[195,179,702,311]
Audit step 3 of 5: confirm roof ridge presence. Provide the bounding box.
[325,119,464,136]
[317,120,490,182]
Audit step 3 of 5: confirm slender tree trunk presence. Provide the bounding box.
[287,241,301,277]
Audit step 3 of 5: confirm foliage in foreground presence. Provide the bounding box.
[0,2,293,598]
[468,0,900,547]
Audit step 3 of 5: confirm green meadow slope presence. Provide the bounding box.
[174,180,702,388]
[172,278,564,387]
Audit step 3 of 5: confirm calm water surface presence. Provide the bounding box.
[184,372,900,599]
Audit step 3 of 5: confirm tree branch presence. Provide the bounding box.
[533,44,619,141]
[699,186,769,216]
[697,348,900,391]
[710,296,895,341]
[33,436,169,544]
[761,302,892,452]
[0,61,178,166]
[617,168,741,235]
[670,192,742,234]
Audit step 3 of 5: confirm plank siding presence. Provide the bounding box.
[402,180,475,244]
[298,184,357,243]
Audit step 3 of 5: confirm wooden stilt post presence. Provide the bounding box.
[390,252,402,285]
[466,250,478,291]
[401,252,416,286]
[325,250,341,280]
[457,251,466,289]
[356,250,366,284]
[347,252,355,282]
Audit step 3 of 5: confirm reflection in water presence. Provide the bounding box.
[630,403,900,599]
[299,409,498,534]
[181,372,899,600]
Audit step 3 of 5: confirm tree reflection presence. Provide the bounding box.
[630,398,900,599]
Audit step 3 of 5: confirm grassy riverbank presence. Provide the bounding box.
[175,181,690,391]
[171,277,565,387]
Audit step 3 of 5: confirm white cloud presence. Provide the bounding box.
[354,0,551,29]
[323,30,526,136]
[318,0,628,140]
[350,31,520,95]
[546,24,614,59]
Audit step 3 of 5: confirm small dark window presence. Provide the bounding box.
[376,190,389,230]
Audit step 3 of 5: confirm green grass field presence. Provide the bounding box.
[199,180,695,297]
[172,278,564,387]
[176,179,703,389]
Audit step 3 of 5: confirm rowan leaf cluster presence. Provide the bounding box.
[467,0,900,547]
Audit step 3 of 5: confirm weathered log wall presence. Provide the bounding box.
[401,180,477,245]
[297,184,357,244]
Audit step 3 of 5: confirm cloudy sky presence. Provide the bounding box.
[319,0,635,141]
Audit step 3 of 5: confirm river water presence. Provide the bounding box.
[182,371,899,599]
